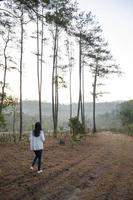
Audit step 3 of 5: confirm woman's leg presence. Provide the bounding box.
[32,151,38,167]
[37,150,42,171]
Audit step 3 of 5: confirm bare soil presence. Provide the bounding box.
[0,132,133,200]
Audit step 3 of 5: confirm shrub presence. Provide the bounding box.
[68,116,85,140]
[124,123,133,135]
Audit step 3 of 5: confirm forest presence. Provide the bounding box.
[0,0,122,138]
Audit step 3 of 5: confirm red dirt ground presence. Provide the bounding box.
[0,132,133,200]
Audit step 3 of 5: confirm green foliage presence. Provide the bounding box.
[0,113,6,130]
[124,123,133,135]
[119,100,133,134]
[3,95,16,108]
[119,100,133,126]
[13,0,50,8]
[68,116,85,139]
[0,92,17,109]
[0,94,18,130]
[45,0,76,30]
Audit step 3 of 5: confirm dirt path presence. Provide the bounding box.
[0,132,133,200]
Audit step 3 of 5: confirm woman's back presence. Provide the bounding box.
[29,130,45,150]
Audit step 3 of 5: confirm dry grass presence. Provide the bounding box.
[0,132,133,200]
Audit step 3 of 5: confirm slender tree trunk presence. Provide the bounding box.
[81,60,85,130]
[66,37,73,120]
[66,37,73,133]
[36,9,40,120]
[77,35,82,119]
[0,30,10,114]
[92,75,96,133]
[55,27,59,137]
[13,106,16,134]
[36,7,43,125]
[39,5,44,126]
[19,8,24,141]
[69,41,73,120]
[92,62,98,133]
[69,69,72,119]
[52,51,55,136]
[52,24,58,137]
[55,35,59,135]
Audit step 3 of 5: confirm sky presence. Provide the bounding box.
[3,0,133,104]
[79,0,133,101]
[78,0,133,102]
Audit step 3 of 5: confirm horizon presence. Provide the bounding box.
[22,99,126,104]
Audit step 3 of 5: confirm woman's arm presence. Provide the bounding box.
[41,130,45,142]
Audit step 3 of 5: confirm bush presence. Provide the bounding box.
[119,100,133,126]
[68,116,85,140]
[124,123,133,135]
[0,113,6,131]
[118,100,133,135]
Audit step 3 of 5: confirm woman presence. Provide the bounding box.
[29,122,45,173]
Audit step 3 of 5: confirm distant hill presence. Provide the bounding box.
[22,100,122,117]
[4,100,123,132]
[20,100,122,130]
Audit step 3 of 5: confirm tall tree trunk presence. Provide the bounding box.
[0,30,10,114]
[52,24,58,138]
[38,5,44,126]
[52,51,55,136]
[13,106,16,134]
[19,8,24,141]
[77,35,82,119]
[69,41,73,120]
[66,37,73,120]
[69,68,72,119]
[92,62,98,133]
[81,60,85,130]
[36,9,40,120]
[55,27,59,137]
[36,7,42,125]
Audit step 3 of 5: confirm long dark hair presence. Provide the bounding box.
[33,122,42,137]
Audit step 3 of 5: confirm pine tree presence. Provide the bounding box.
[46,0,76,137]
[71,11,95,131]
[89,38,120,133]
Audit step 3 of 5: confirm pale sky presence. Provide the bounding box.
[78,0,133,102]
[3,0,133,104]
